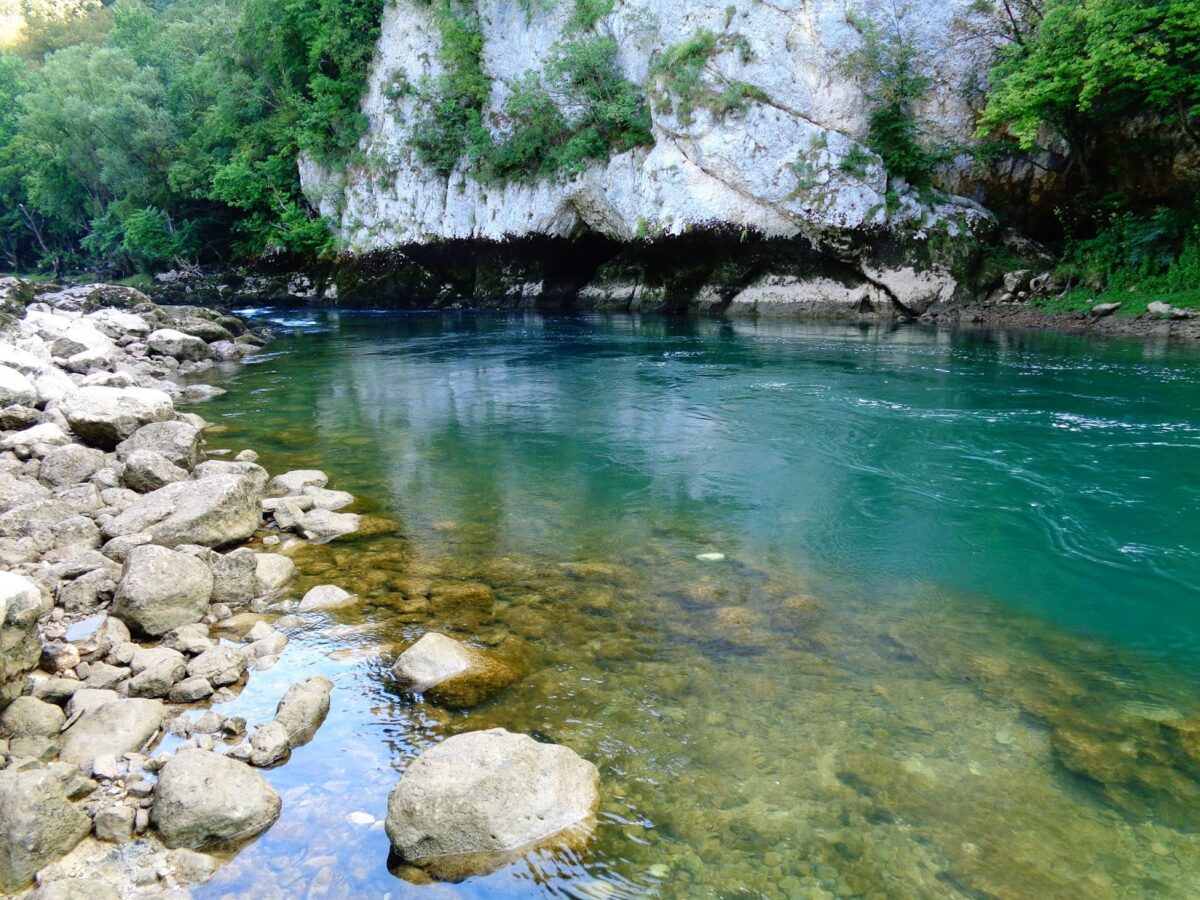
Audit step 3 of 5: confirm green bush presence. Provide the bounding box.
[651,30,764,126]
[410,1,491,176]
[843,13,938,185]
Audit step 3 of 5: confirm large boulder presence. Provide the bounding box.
[112,544,213,636]
[127,646,187,698]
[0,364,36,408]
[101,473,264,548]
[185,644,248,687]
[0,696,65,736]
[384,729,599,878]
[273,676,332,747]
[151,749,281,849]
[116,420,202,470]
[209,547,257,606]
[59,698,166,770]
[59,386,174,449]
[0,769,91,892]
[0,572,42,706]
[122,449,188,493]
[38,444,104,488]
[253,552,295,596]
[147,328,212,362]
[391,633,518,708]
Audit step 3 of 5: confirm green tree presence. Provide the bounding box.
[979,0,1200,162]
[845,8,938,185]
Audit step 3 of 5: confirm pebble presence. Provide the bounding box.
[696,552,726,561]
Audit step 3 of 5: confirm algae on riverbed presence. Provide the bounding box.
[192,311,1200,898]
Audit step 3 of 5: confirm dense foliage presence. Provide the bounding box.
[650,30,765,128]
[843,12,941,186]
[0,0,383,274]
[976,0,1200,309]
[409,0,651,181]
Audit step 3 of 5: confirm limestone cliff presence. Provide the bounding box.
[302,0,998,316]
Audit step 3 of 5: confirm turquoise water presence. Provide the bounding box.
[192,313,1200,898]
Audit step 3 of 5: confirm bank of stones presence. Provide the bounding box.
[0,282,362,896]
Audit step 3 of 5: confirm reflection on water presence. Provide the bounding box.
[191,313,1200,898]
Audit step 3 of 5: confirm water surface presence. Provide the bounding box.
[192,313,1200,898]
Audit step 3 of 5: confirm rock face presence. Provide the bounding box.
[102,473,264,548]
[152,749,281,849]
[112,544,213,636]
[0,768,91,892]
[302,0,991,315]
[385,728,599,877]
[59,385,174,449]
[392,632,518,708]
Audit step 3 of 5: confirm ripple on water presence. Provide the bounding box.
[190,313,1200,898]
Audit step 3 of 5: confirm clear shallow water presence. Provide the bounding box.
[190,313,1200,898]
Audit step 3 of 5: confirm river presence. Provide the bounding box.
[189,312,1200,898]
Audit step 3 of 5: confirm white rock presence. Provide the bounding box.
[59,386,174,449]
[147,328,212,362]
[0,364,36,407]
[253,552,296,596]
[298,584,355,611]
[384,728,599,876]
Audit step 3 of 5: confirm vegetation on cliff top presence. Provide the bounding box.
[0,0,383,274]
[0,0,1195,306]
[974,0,1200,311]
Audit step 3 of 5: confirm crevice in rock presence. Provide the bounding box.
[854,266,917,320]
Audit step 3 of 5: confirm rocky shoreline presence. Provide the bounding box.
[0,280,600,896]
[142,256,1200,344]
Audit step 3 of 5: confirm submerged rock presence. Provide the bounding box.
[272,676,332,747]
[391,632,518,708]
[152,749,281,849]
[385,728,599,879]
[0,768,91,892]
[298,584,355,611]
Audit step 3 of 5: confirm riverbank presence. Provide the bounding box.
[0,281,359,895]
[0,283,609,897]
